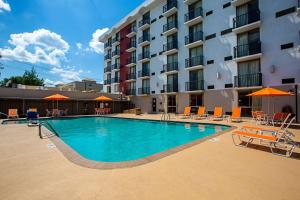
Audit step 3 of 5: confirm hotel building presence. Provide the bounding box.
[100,0,300,117]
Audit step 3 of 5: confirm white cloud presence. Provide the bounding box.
[50,66,82,83]
[0,29,69,66]
[76,42,82,50]
[0,0,10,13]
[44,79,64,86]
[88,28,109,54]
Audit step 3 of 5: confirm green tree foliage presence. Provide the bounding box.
[0,67,44,87]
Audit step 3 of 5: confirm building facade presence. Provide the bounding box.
[100,0,300,117]
[57,78,103,92]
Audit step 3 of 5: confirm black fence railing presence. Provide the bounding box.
[127,41,136,49]
[163,0,177,13]
[127,25,137,34]
[126,57,136,65]
[112,36,120,44]
[138,87,150,95]
[185,56,204,68]
[104,79,111,85]
[233,10,260,29]
[104,42,111,48]
[163,62,178,72]
[104,54,111,60]
[138,18,150,28]
[234,73,262,88]
[112,50,120,57]
[126,89,136,96]
[163,40,178,52]
[234,41,261,58]
[104,65,111,73]
[185,80,204,91]
[184,7,203,22]
[138,34,150,44]
[138,70,150,78]
[112,77,120,83]
[185,31,203,45]
[163,20,178,33]
[138,51,150,61]
[163,83,178,93]
[112,63,120,70]
[126,73,136,80]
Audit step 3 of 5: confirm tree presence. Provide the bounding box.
[0,67,44,87]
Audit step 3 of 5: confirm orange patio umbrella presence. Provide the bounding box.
[44,94,70,109]
[94,96,112,101]
[247,87,294,114]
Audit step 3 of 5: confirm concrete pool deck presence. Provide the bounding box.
[0,114,300,200]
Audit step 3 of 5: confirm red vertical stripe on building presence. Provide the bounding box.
[119,25,131,94]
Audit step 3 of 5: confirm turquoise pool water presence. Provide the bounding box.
[3,117,230,162]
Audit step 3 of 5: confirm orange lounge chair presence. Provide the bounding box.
[232,117,296,157]
[178,107,191,118]
[8,109,18,119]
[228,107,241,122]
[210,107,223,121]
[195,106,208,120]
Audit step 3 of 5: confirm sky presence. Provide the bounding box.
[0,0,144,86]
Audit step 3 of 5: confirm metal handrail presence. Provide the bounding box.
[38,121,59,139]
[0,112,8,117]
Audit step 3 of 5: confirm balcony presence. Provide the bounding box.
[163,41,178,55]
[126,73,136,82]
[234,73,262,88]
[126,25,137,38]
[112,63,120,71]
[138,70,150,79]
[163,0,178,17]
[126,57,136,67]
[104,42,112,50]
[112,50,120,58]
[104,54,111,61]
[297,0,300,16]
[163,84,178,93]
[138,18,150,31]
[138,51,150,63]
[163,20,178,36]
[185,56,204,70]
[185,80,204,92]
[184,7,203,26]
[231,0,252,7]
[138,87,150,95]
[185,31,204,48]
[112,37,120,45]
[112,77,120,84]
[126,89,136,96]
[138,35,150,46]
[233,10,261,34]
[104,79,111,85]
[163,62,178,74]
[234,41,262,62]
[126,41,137,52]
[104,65,111,73]
[184,0,199,5]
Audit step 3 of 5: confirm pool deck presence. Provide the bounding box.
[0,114,300,200]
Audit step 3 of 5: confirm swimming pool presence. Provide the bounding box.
[3,117,231,163]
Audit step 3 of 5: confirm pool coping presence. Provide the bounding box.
[40,116,237,170]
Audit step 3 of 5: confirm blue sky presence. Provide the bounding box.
[0,0,143,85]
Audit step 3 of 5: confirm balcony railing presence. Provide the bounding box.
[234,73,262,88]
[163,0,177,13]
[163,20,178,33]
[126,89,136,96]
[138,51,150,61]
[185,31,203,45]
[163,62,178,72]
[127,41,136,49]
[138,87,150,95]
[138,34,150,44]
[126,73,136,80]
[112,77,120,83]
[126,57,136,65]
[138,18,150,28]
[104,42,111,48]
[138,69,150,78]
[112,63,120,70]
[163,40,178,52]
[184,7,203,22]
[112,36,120,44]
[127,25,137,34]
[185,80,204,91]
[112,50,120,57]
[163,83,178,93]
[104,65,111,73]
[185,56,204,68]
[298,0,300,7]
[104,79,111,85]
[234,41,261,58]
[233,10,260,29]
[104,54,111,60]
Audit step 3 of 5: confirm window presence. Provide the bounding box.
[190,94,203,108]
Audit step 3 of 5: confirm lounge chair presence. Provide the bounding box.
[210,107,223,121]
[227,107,241,122]
[271,112,289,126]
[52,109,60,117]
[8,109,18,119]
[178,107,191,118]
[232,116,296,157]
[46,109,52,117]
[27,111,39,126]
[194,107,208,120]
[28,108,37,112]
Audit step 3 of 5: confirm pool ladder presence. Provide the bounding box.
[0,112,8,118]
[38,121,59,139]
[160,112,170,121]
